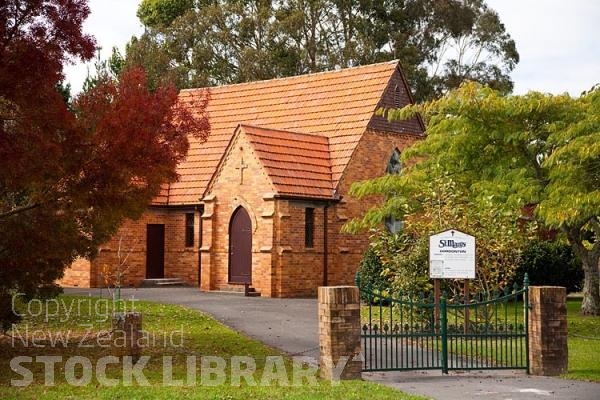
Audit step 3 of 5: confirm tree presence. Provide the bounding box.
[353,81,600,315]
[137,0,194,28]
[128,0,288,89]
[82,47,125,92]
[125,0,518,100]
[0,0,210,327]
[514,239,584,294]
[348,170,533,297]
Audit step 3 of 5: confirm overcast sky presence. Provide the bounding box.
[63,0,600,97]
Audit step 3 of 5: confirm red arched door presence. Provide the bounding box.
[229,207,252,284]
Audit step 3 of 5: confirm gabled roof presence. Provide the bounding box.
[240,125,333,199]
[157,60,423,205]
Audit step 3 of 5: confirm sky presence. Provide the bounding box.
[64,0,600,97]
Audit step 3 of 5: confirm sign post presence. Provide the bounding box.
[429,229,476,332]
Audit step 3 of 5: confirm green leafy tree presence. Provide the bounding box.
[357,82,600,315]
[514,240,584,294]
[125,0,518,100]
[82,47,125,92]
[354,0,519,100]
[127,0,288,89]
[137,0,194,28]
[348,172,532,297]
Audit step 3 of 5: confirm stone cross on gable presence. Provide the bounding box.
[235,154,248,184]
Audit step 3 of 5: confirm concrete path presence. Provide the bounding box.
[365,369,600,400]
[65,287,600,400]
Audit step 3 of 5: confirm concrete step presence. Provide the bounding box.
[216,283,261,297]
[244,285,261,297]
[141,278,186,287]
[217,284,245,293]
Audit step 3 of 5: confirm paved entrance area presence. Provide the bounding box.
[65,287,600,399]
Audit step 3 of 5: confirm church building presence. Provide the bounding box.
[60,60,424,297]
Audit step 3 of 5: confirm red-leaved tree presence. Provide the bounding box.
[0,0,209,327]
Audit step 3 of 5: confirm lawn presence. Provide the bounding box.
[0,295,425,400]
[565,299,600,381]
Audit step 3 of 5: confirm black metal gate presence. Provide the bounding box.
[357,276,529,374]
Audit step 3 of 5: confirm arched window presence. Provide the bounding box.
[386,148,401,175]
[385,149,403,233]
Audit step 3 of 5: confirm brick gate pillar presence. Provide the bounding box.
[318,286,362,380]
[528,286,568,375]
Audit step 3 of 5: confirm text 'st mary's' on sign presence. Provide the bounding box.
[429,229,476,279]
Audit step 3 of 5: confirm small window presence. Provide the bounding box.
[305,208,314,248]
[386,149,401,175]
[385,216,404,234]
[386,149,402,233]
[185,213,194,247]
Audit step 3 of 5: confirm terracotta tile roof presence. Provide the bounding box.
[239,125,333,199]
[162,60,416,204]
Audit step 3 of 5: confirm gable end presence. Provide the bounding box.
[367,66,425,135]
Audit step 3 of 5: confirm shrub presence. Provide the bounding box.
[356,245,392,303]
[376,231,432,296]
[356,245,387,288]
[514,240,584,293]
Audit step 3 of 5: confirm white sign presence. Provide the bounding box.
[429,229,476,279]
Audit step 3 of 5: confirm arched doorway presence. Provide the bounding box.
[228,206,252,284]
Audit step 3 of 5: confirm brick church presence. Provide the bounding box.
[60,60,424,297]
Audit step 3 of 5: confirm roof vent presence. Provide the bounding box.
[394,85,401,108]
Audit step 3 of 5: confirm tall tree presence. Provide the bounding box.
[129,0,288,89]
[350,82,600,315]
[359,0,519,100]
[0,0,209,327]
[126,0,518,100]
[137,0,194,28]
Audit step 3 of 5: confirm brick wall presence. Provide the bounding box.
[326,129,420,287]
[270,129,420,297]
[58,257,92,287]
[203,131,275,296]
[61,208,201,288]
[273,200,326,297]
[62,128,421,296]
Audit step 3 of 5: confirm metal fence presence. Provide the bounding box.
[357,275,529,374]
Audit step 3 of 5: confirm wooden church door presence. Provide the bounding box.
[146,224,165,279]
[228,207,252,284]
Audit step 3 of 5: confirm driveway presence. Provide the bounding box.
[65,287,600,400]
[65,287,320,360]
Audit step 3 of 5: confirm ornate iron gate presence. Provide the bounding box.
[357,276,529,373]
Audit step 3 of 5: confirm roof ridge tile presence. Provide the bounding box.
[180,60,398,94]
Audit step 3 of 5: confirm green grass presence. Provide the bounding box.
[565,299,600,382]
[361,298,600,381]
[0,295,425,399]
